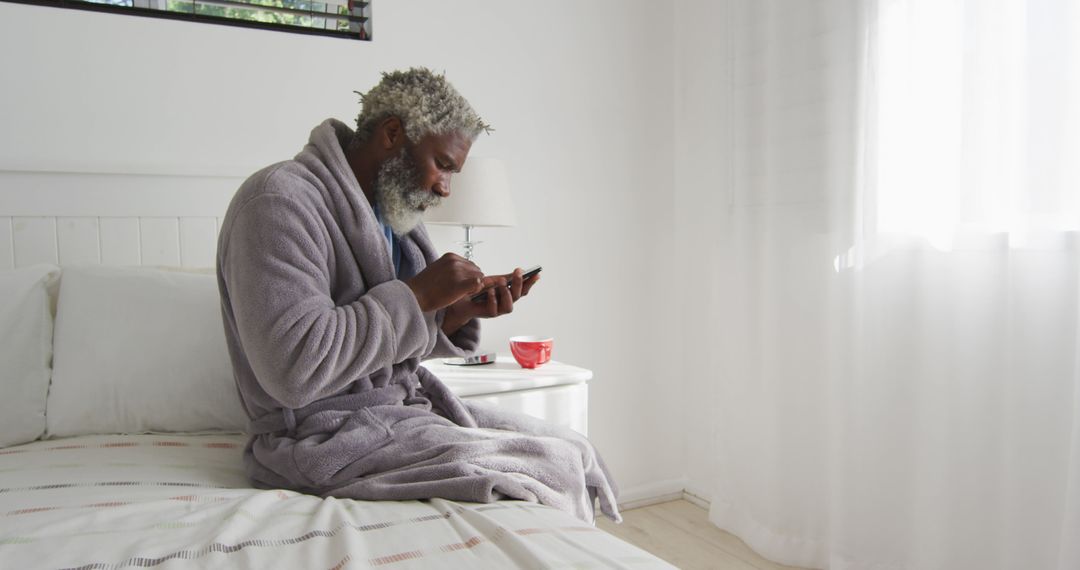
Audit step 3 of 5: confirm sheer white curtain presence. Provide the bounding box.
[694,1,1080,568]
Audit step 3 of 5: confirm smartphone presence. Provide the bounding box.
[442,352,497,366]
[470,265,542,302]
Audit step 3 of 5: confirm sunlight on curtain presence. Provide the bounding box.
[871,0,1080,251]
[693,1,1080,569]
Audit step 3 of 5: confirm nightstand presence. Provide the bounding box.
[421,355,592,435]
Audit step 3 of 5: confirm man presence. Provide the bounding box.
[217,68,619,523]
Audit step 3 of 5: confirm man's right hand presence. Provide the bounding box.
[404,253,491,312]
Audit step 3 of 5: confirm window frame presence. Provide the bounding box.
[2,0,371,41]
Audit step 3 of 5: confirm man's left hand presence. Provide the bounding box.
[440,267,540,335]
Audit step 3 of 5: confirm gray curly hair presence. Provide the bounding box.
[353,67,491,144]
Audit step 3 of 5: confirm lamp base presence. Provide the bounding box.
[458,225,481,261]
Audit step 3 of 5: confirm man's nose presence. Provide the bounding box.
[433,174,451,198]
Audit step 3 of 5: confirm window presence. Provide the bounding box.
[5,0,371,40]
[869,0,1078,250]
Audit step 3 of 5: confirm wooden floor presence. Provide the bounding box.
[596,500,813,570]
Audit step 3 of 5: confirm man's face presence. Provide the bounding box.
[374,130,472,235]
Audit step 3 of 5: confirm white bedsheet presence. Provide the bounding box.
[0,434,671,569]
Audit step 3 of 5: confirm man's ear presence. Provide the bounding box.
[378,116,404,150]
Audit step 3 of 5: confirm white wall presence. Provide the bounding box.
[671,0,735,500]
[0,0,682,500]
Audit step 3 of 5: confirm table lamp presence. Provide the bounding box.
[424,157,516,261]
[424,157,516,366]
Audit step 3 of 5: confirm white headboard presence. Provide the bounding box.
[0,171,242,269]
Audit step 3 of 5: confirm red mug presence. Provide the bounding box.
[509,336,553,369]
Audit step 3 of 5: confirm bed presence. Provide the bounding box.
[0,434,663,568]
[0,172,673,569]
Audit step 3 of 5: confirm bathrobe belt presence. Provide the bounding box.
[247,383,419,436]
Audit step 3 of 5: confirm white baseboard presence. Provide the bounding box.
[617,478,687,510]
[681,485,711,509]
[615,479,715,512]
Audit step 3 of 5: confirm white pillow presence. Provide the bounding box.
[0,265,60,448]
[48,265,246,436]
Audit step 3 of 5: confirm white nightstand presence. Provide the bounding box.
[421,355,592,435]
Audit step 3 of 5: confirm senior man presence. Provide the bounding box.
[216,68,618,523]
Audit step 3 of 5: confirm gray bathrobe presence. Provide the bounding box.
[216,119,619,523]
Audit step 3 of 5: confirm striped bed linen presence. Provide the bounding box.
[0,434,672,569]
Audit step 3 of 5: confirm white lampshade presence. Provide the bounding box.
[424,157,517,227]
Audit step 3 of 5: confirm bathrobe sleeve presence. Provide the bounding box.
[427,312,481,359]
[221,190,438,409]
[409,222,482,360]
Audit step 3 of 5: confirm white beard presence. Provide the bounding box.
[374,147,441,236]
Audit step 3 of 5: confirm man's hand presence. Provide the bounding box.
[441,267,540,335]
[405,253,490,312]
